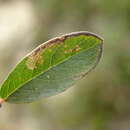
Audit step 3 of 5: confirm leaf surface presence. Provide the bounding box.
[0,31,103,103]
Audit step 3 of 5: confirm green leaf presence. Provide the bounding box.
[0,31,103,104]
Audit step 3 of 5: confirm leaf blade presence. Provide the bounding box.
[0,31,103,103]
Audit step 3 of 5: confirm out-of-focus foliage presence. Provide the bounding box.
[0,0,130,130]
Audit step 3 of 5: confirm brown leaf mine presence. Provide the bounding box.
[26,48,44,70]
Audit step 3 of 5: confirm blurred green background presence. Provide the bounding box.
[0,0,130,130]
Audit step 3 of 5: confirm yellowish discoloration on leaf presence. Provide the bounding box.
[48,49,52,52]
[64,49,73,54]
[64,45,68,48]
[26,48,44,70]
[75,45,81,52]
[64,50,67,54]
[64,45,81,54]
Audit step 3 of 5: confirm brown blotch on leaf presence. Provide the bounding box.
[64,45,81,54]
[26,48,44,70]
[40,37,64,50]
[26,38,64,70]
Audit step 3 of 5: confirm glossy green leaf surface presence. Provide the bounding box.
[0,31,103,103]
